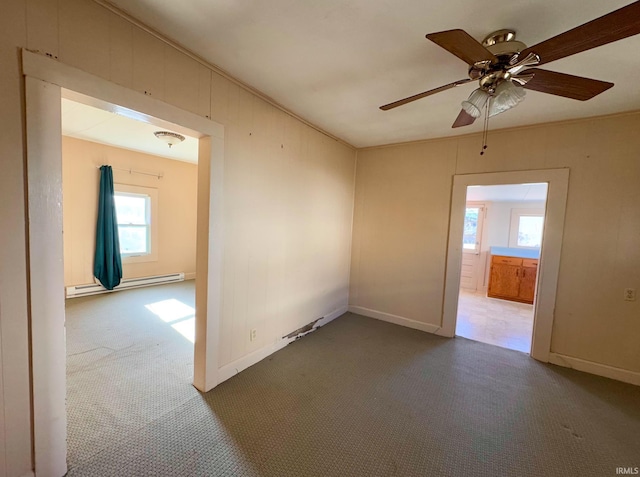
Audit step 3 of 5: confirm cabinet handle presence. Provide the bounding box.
[522,269,526,278]
[516,269,519,277]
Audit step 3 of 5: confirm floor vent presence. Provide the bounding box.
[66,273,184,298]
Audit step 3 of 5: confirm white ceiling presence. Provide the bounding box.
[467,183,548,202]
[61,98,199,163]
[105,0,640,148]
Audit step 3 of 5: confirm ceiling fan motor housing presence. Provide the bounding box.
[469,30,528,92]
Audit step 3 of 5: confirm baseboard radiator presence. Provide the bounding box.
[66,273,184,298]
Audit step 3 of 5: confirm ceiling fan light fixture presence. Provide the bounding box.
[153,130,185,148]
[461,88,489,118]
[488,81,526,117]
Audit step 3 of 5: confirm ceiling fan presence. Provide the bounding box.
[380,1,640,128]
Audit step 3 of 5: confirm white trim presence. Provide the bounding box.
[66,273,184,298]
[218,339,290,384]
[218,306,348,384]
[321,305,348,326]
[23,50,223,140]
[23,50,224,476]
[442,169,569,363]
[508,208,545,249]
[549,353,640,386]
[114,184,158,263]
[348,306,442,334]
[193,136,224,392]
[312,305,349,330]
[26,75,67,477]
[462,202,485,255]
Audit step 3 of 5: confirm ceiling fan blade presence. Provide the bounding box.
[452,109,476,128]
[519,2,640,65]
[426,29,497,65]
[519,68,613,100]
[380,78,472,110]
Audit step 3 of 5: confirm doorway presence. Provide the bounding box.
[24,50,224,476]
[455,184,548,353]
[441,169,569,364]
[60,95,203,469]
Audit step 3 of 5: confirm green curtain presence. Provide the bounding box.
[94,165,122,290]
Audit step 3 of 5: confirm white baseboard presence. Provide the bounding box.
[434,327,454,338]
[347,306,441,334]
[217,305,348,385]
[549,353,640,386]
[217,338,290,384]
[66,272,184,298]
[305,304,347,333]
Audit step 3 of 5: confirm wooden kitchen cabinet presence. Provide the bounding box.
[487,255,538,304]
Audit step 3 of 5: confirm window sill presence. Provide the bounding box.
[122,253,158,264]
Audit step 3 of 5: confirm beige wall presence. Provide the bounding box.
[62,137,198,287]
[0,1,356,475]
[351,113,640,374]
[351,140,457,322]
[215,95,355,367]
[481,200,546,251]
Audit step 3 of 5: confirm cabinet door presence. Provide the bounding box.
[489,263,521,298]
[519,266,537,303]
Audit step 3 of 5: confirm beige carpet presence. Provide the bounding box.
[66,281,199,470]
[66,284,640,476]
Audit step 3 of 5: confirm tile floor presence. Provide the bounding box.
[455,288,534,353]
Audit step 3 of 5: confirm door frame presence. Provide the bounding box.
[441,169,569,362]
[23,50,225,477]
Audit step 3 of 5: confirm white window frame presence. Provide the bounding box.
[509,208,545,249]
[114,183,158,263]
[115,191,150,256]
[462,202,485,254]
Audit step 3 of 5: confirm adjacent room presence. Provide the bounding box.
[61,97,201,471]
[456,183,548,353]
[2,1,640,477]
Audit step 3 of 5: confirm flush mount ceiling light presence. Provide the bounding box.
[153,131,185,148]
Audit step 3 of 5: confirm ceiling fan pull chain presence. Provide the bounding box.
[480,100,490,155]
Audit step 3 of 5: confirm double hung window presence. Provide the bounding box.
[114,191,151,256]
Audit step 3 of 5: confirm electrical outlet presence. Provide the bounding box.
[250,328,257,341]
[624,288,636,301]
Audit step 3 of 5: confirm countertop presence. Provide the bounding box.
[490,246,540,259]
